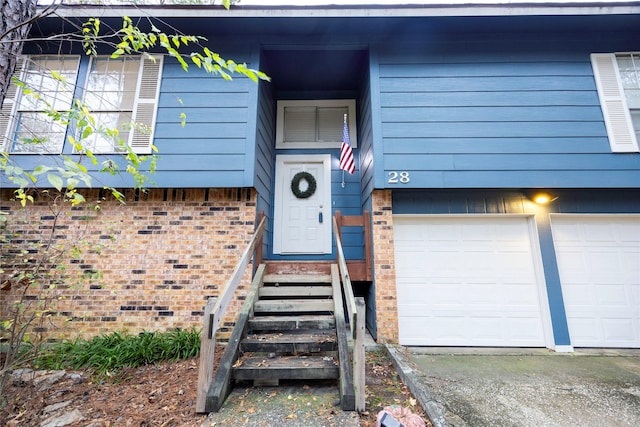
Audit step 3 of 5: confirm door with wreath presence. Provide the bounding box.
[273,154,332,254]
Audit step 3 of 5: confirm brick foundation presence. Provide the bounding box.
[0,188,257,341]
[371,190,399,343]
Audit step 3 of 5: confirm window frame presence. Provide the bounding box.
[2,55,81,154]
[78,55,142,154]
[275,99,357,149]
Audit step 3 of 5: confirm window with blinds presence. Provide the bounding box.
[276,100,356,149]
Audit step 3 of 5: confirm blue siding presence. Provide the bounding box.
[254,56,277,257]
[375,32,640,189]
[357,59,377,337]
[359,56,375,212]
[155,55,257,188]
[392,189,640,347]
[2,52,260,190]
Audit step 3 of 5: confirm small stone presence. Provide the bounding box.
[66,373,84,384]
[43,399,73,414]
[33,371,67,391]
[39,409,84,427]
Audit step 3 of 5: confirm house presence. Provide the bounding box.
[1,2,639,351]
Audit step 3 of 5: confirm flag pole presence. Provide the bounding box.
[341,113,347,188]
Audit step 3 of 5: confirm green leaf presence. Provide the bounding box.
[67,178,80,190]
[12,176,29,188]
[82,127,93,140]
[33,165,52,176]
[46,173,63,191]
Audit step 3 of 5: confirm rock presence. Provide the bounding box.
[66,373,84,384]
[43,400,73,414]
[33,371,67,391]
[39,409,84,427]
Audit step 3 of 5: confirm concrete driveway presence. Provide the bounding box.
[386,346,640,427]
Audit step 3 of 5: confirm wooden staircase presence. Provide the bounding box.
[204,262,361,413]
[198,213,367,414]
[233,270,340,383]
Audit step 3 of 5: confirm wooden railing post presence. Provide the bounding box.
[196,297,218,413]
[255,211,264,266]
[354,297,366,411]
[363,210,372,281]
[334,210,343,241]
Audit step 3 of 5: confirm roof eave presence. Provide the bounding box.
[43,2,640,19]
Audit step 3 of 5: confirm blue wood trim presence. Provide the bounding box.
[368,45,386,190]
[535,211,572,346]
[243,44,262,187]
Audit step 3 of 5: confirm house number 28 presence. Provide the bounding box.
[387,171,411,184]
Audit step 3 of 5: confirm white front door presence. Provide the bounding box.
[273,155,332,254]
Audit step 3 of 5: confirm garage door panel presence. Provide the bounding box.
[394,216,547,347]
[602,319,637,341]
[596,284,630,305]
[552,215,640,348]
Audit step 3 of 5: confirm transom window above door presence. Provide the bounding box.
[276,99,357,149]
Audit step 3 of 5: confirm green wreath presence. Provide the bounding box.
[290,171,317,199]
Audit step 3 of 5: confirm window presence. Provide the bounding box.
[82,56,140,153]
[616,54,640,144]
[276,99,357,149]
[6,56,80,153]
[1,54,163,155]
[590,53,640,153]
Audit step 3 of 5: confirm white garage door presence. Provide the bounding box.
[551,215,640,348]
[393,216,548,347]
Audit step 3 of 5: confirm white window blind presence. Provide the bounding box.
[276,99,356,149]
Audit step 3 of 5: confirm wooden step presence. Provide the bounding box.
[248,315,336,331]
[259,285,333,299]
[263,274,332,284]
[253,299,334,313]
[232,355,339,381]
[240,330,337,353]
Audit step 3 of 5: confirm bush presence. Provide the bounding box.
[35,328,200,375]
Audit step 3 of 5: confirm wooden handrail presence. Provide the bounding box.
[209,215,266,335]
[333,214,366,411]
[333,216,358,338]
[196,214,266,413]
[334,210,372,281]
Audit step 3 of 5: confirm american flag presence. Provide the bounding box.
[339,118,355,174]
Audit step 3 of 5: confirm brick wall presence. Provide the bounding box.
[371,190,399,343]
[0,188,257,341]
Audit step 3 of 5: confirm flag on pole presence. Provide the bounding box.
[339,114,355,174]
